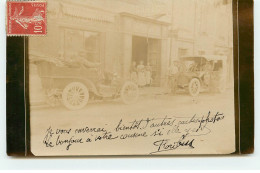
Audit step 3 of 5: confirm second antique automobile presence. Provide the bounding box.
[32,56,139,110]
[174,55,227,96]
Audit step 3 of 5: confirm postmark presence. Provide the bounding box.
[6,1,47,36]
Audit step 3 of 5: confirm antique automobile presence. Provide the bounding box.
[32,57,139,110]
[174,55,227,96]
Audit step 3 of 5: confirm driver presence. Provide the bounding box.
[203,61,212,71]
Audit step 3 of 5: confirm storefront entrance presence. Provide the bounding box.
[132,36,161,86]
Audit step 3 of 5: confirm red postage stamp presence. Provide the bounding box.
[6,1,47,36]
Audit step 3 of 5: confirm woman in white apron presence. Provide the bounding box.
[137,61,146,87]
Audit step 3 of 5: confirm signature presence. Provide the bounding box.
[150,133,195,154]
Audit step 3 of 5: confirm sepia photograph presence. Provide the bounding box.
[28,0,235,156]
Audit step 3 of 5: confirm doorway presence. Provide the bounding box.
[132,36,161,86]
[132,36,148,65]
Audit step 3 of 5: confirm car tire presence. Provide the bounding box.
[62,82,89,110]
[188,78,201,97]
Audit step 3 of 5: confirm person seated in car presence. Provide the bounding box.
[76,50,101,68]
[203,61,213,72]
[189,62,199,72]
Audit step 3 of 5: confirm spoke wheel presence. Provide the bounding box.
[120,81,139,104]
[188,78,200,97]
[62,82,89,110]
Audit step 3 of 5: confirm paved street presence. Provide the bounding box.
[30,88,235,123]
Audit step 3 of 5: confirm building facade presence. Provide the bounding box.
[29,0,233,87]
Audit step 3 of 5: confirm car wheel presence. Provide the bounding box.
[120,81,139,104]
[62,82,89,110]
[188,78,201,96]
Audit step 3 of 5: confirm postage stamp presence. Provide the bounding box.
[6,1,47,36]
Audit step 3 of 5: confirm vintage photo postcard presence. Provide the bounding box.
[6,0,254,156]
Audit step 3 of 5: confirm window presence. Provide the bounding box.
[64,29,100,62]
[84,31,100,62]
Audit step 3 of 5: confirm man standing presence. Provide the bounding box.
[137,61,146,87]
[168,60,179,94]
[130,61,138,84]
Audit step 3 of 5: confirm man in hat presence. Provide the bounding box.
[168,60,179,94]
